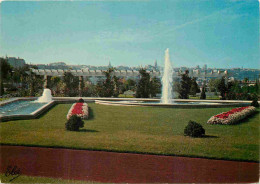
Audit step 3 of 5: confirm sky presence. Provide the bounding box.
[0,0,259,68]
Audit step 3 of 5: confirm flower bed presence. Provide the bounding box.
[67,103,88,120]
[207,106,256,125]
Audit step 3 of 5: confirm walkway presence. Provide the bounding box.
[0,145,259,183]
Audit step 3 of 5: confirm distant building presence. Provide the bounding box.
[49,62,67,66]
[108,61,112,68]
[154,60,158,69]
[6,57,26,68]
[203,64,207,71]
[27,60,259,84]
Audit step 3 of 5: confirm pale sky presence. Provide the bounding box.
[0,0,259,68]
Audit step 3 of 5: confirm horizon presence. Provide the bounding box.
[3,55,260,70]
[1,0,259,69]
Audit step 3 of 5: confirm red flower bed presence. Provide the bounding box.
[71,103,83,115]
[214,106,249,119]
[207,106,256,125]
[67,102,89,120]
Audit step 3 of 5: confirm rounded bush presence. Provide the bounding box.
[65,115,84,131]
[184,121,205,137]
[78,98,84,103]
[251,99,259,108]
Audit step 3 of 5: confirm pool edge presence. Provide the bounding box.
[0,100,56,122]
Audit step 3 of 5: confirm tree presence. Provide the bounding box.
[82,82,97,97]
[177,70,192,99]
[26,71,44,96]
[217,77,227,100]
[226,80,241,100]
[208,78,220,92]
[13,65,32,97]
[95,68,119,97]
[190,77,200,96]
[136,68,151,98]
[150,77,161,97]
[255,80,259,95]
[243,77,249,94]
[102,68,115,97]
[0,58,12,96]
[50,76,62,96]
[95,80,105,97]
[200,86,206,99]
[124,79,136,91]
[112,75,119,97]
[63,72,79,96]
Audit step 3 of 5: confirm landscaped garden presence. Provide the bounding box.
[0,103,259,162]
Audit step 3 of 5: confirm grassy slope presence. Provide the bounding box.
[0,103,259,161]
[0,174,94,183]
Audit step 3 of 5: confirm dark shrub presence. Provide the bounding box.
[66,115,84,131]
[251,99,259,107]
[200,86,206,99]
[78,98,84,103]
[184,121,205,137]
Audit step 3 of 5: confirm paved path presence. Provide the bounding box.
[0,145,259,183]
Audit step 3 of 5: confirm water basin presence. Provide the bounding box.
[0,100,48,116]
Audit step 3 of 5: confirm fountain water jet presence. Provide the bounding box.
[161,48,174,104]
[36,88,53,103]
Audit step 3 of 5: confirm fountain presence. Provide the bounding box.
[161,48,174,104]
[0,88,53,119]
[94,49,245,107]
[36,88,53,103]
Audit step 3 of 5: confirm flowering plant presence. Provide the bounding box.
[67,103,89,120]
[207,106,256,125]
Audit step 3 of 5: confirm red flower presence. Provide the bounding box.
[71,103,83,115]
[214,106,249,119]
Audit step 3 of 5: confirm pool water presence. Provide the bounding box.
[0,100,47,116]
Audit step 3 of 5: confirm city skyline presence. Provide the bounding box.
[4,56,260,70]
[1,0,259,68]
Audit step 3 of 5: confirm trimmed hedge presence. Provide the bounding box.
[65,115,84,131]
[251,99,259,108]
[78,98,84,103]
[184,121,205,137]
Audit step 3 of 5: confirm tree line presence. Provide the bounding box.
[1,57,259,100]
[0,58,161,98]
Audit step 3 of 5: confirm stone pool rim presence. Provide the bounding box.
[94,99,251,108]
[0,98,56,122]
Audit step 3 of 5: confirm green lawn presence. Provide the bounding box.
[0,174,93,183]
[0,98,9,102]
[189,96,220,100]
[118,94,134,98]
[0,103,259,161]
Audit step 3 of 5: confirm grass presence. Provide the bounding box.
[0,98,9,101]
[0,103,259,162]
[0,174,94,183]
[189,96,221,100]
[118,94,134,98]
